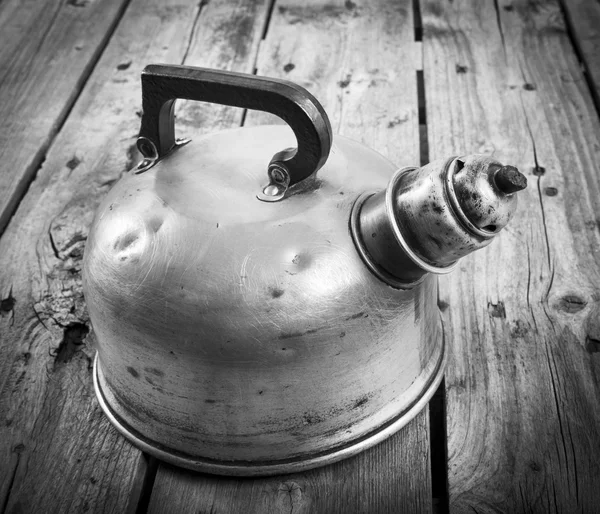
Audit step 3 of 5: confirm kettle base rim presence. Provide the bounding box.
[92,343,447,477]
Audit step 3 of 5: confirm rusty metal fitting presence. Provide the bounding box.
[352,155,526,285]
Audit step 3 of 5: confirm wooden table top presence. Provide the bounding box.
[1,0,599,512]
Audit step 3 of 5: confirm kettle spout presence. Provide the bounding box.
[351,155,527,286]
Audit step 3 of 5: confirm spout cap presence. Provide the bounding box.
[494,165,527,194]
[451,155,527,234]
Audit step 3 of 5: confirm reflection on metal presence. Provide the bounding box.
[350,188,427,290]
[257,162,291,202]
[136,136,191,174]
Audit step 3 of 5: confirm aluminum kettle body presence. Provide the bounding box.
[83,65,526,476]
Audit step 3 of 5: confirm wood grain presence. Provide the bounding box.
[149,428,431,514]
[0,0,260,511]
[421,0,600,512]
[147,0,432,513]
[561,0,600,107]
[0,0,132,235]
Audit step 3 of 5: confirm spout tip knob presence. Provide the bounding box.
[493,165,527,194]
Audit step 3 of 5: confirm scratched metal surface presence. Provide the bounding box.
[84,126,443,473]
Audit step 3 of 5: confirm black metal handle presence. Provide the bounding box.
[137,64,333,194]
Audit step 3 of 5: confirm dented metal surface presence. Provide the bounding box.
[82,67,525,476]
[84,128,447,474]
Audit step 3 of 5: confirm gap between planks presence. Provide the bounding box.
[558,0,600,116]
[414,0,448,509]
[126,455,158,514]
[0,0,134,236]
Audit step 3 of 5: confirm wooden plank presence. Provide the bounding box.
[561,0,600,108]
[0,0,263,511]
[147,1,432,513]
[421,0,600,512]
[149,428,431,514]
[0,0,132,234]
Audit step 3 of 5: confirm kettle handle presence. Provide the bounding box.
[137,64,333,199]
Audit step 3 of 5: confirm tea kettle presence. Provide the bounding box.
[83,65,526,476]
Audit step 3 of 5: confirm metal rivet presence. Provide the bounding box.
[263,184,282,197]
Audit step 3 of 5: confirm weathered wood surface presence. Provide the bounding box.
[149,428,431,514]
[147,0,433,513]
[562,0,600,107]
[0,0,267,511]
[0,0,132,235]
[422,0,600,512]
[2,0,599,512]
